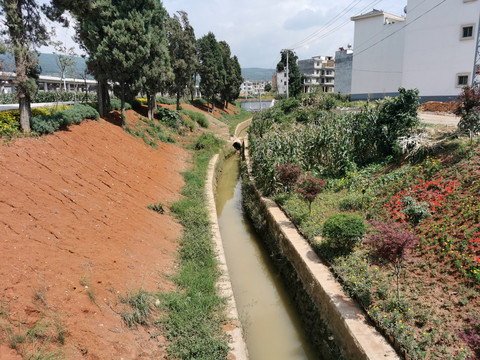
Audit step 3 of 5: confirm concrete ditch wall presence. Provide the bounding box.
[241,138,400,360]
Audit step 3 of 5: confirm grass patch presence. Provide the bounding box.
[125,116,176,148]
[181,109,209,128]
[148,202,165,214]
[217,102,251,136]
[120,289,153,329]
[158,133,229,359]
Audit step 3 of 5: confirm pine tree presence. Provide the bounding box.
[167,11,197,111]
[139,1,171,120]
[1,0,48,132]
[197,32,225,113]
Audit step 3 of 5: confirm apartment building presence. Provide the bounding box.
[350,1,480,101]
[298,55,335,93]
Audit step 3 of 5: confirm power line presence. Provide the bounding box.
[288,0,384,51]
[354,0,448,58]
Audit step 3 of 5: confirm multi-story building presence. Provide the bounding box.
[275,71,288,95]
[298,55,335,93]
[240,79,272,97]
[334,47,353,95]
[350,1,480,101]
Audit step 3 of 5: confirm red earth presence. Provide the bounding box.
[0,113,189,359]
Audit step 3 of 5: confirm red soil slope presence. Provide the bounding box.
[0,117,188,359]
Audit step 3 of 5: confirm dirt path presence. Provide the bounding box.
[0,118,188,359]
[418,111,460,127]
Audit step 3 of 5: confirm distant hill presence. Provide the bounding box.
[0,52,93,79]
[241,68,275,81]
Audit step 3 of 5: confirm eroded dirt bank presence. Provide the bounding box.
[0,116,188,359]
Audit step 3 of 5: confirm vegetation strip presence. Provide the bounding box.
[159,133,230,359]
[242,138,399,360]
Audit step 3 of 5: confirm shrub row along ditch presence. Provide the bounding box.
[247,90,480,359]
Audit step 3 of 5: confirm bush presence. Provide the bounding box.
[195,133,222,151]
[31,104,99,134]
[276,163,302,192]
[156,96,177,105]
[295,173,326,214]
[0,110,20,137]
[455,85,480,134]
[322,214,366,253]
[155,107,183,129]
[339,192,371,211]
[109,99,132,111]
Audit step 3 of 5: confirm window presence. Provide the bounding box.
[457,74,469,87]
[461,24,474,39]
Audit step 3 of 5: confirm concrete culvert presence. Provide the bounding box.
[232,141,241,150]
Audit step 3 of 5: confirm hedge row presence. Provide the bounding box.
[31,104,99,134]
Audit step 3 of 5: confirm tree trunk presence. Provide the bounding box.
[212,97,215,113]
[18,96,30,133]
[97,81,104,117]
[176,92,180,111]
[147,91,154,120]
[121,82,126,128]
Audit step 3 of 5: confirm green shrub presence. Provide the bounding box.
[109,99,132,111]
[148,202,165,214]
[182,118,196,132]
[0,110,20,137]
[322,213,366,253]
[31,104,99,134]
[195,133,222,151]
[339,192,371,211]
[155,107,183,129]
[156,96,176,105]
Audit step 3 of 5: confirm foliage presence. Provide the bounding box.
[455,85,480,134]
[148,202,165,214]
[154,107,183,129]
[181,109,209,128]
[295,173,326,214]
[167,11,197,110]
[1,0,49,132]
[376,87,420,156]
[125,116,176,147]
[30,104,99,134]
[160,141,229,359]
[0,109,20,137]
[275,163,302,192]
[0,91,97,104]
[218,41,242,109]
[400,196,431,227]
[264,83,272,92]
[197,32,225,113]
[277,50,303,97]
[456,317,480,360]
[365,220,418,300]
[194,133,223,151]
[322,214,366,254]
[120,289,153,328]
[109,98,131,111]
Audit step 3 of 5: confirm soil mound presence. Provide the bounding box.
[420,101,458,113]
[0,117,188,359]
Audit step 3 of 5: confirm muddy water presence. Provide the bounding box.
[216,154,319,360]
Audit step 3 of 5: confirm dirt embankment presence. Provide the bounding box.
[0,115,188,359]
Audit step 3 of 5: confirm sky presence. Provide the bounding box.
[40,0,408,69]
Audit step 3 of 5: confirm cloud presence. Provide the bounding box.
[284,9,325,30]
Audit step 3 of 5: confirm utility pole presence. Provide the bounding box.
[286,50,289,99]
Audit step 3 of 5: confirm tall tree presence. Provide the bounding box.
[197,32,224,113]
[1,0,48,132]
[167,10,197,111]
[95,0,151,123]
[277,50,303,98]
[140,1,171,120]
[45,0,115,117]
[226,55,242,108]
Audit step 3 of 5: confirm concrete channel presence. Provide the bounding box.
[205,119,400,360]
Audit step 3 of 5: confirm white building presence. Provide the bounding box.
[240,79,272,97]
[298,56,335,93]
[350,1,480,101]
[276,71,289,95]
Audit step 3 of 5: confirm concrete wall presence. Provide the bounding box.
[334,49,353,94]
[351,0,480,101]
[402,0,480,97]
[351,13,405,96]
